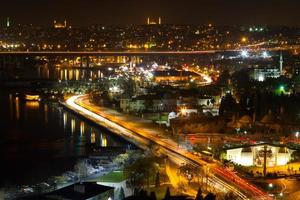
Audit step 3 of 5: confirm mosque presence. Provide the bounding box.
[226,143,294,167]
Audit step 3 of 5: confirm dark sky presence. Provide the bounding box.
[1,0,300,26]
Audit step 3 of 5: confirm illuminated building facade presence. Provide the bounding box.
[252,67,281,82]
[147,17,161,25]
[226,144,294,167]
[54,19,67,29]
[153,70,200,85]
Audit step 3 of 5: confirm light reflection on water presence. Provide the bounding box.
[6,92,126,151]
[80,121,85,137]
[71,119,76,134]
[15,96,20,121]
[0,91,131,186]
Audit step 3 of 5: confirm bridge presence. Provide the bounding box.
[0,50,221,56]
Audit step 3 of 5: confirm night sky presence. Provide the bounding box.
[1,0,300,26]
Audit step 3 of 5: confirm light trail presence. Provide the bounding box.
[65,95,272,200]
[0,50,218,56]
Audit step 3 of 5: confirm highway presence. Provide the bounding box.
[0,50,219,56]
[65,95,273,200]
[0,47,295,57]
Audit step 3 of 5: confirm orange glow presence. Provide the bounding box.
[241,37,248,43]
[91,132,96,143]
[25,95,40,101]
[71,119,76,134]
[80,122,85,136]
[25,101,39,109]
[15,97,20,120]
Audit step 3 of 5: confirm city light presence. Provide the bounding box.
[262,51,269,58]
[241,37,248,43]
[240,50,249,58]
[279,192,283,197]
[109,85,120,93]
[258,75,265,82]
[180,107,187,116]
[279,85,285,91]
[3,5,300,198]
[295,131,299,138]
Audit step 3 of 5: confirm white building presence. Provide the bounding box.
[226,144,294,167]
[252,67,281,82]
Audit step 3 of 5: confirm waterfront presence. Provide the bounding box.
[0,90,131,188]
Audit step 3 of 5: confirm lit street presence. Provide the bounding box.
[65,95,272,199]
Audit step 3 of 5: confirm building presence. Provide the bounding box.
[146,17,161,25]
[252,67,281,81]
[43,182,114,200]
[120,94,164,113]
[54,19,67,29]
[153,70,201,85]
[226,144,294,167]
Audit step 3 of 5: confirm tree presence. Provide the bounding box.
[291,150,300,162]
[218,69,230,87]
[113,153,129,167]
[232,69,250,89]
[204,193,216,200]
[219,93,237,117]
[155,172,160,188]
[195,187,203,200]
[124,156,159,190]
[150,191,157,200]
[224,192,239,200]
[164,187,171,199]
[119,187,125,200]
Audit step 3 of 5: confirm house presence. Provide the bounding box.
[120,94,164,113]
[40,182,114,200]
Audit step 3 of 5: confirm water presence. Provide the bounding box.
[0,90,130,187]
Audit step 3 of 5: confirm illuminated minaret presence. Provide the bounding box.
[6,17,10,28]
[280,51,283,75]
[64,19,67,27]
[147,17,150,25]
[158,17,161,25]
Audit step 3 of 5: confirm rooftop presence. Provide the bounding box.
[22,182,114,200]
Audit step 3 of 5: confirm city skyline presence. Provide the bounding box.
[2,1,300,199]
[1,0,300,26]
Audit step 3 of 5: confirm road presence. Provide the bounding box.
[0,50,218,56]
[272,178,300,200]
[64,95,272,200]
[0,47,298,57]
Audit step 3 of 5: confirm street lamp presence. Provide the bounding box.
[268,183,273,189]
[180,107,187,116]
[241,37,247,43]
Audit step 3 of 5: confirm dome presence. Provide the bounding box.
[239,115,252,124]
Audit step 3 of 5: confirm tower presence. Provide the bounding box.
[158,17,161,25]
[6,17,10,28]
[147,17,150,25]
[280,51,283,75]
[64,19,67,27]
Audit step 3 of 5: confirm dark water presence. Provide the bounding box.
[0,91,130,187]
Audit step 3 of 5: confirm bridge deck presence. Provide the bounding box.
[0,50,221,56]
